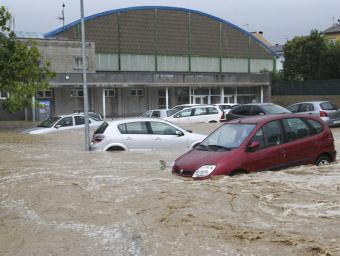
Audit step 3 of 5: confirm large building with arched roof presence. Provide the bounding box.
[13,6,277,119]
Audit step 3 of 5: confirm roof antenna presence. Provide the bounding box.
[57,3,66,28]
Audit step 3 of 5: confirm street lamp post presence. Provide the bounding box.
[80,0,90,150]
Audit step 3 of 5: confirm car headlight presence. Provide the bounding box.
[192,165,216,178]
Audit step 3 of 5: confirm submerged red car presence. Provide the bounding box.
[172,114,336,179]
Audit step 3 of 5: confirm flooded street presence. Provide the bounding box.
[0,123,340,256]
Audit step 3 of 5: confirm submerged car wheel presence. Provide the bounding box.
[229,169,248,176]
[107,146,125,151]
[315,155,331,166]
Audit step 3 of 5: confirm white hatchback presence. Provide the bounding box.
[164,105,224,123]
[90,118,206,151]
[23,113,103,134]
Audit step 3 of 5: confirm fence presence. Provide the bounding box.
[272,80,340,95]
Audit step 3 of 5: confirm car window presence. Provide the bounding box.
[199,124,255,149]
[250,128,265,149]
[149,121,178,135]
[166,110,178,116]
[118,122,148,134]
[300,103,314,112]
[252,106,265,115]
[142,111,152,117]
[320,102,337,110]
[306,118,323,134]
[94,122,109,134]
[38,116,61,128]
[151,111,161,118]
[232,106,250,115]
[282,118,310,142]
[261,104,290,114]
[288,104,299,113]
[75,116,85,125]
[262,121,283,147]
[56,117,73,127]
[207,107,219,114]
[174,109,192,118]
[89,113,102,121]
[193,107,207,116]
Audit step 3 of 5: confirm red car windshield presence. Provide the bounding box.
[198,124,256,150]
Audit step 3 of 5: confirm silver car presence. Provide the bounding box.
[288,101,340,127]
[141,109,178,118]
[90,118,206,151]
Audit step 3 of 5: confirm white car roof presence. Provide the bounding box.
[109,117,173,124]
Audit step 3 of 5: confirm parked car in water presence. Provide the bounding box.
[225,103,290,121]
[141,109,178,118]
[214,103,238,114]
[165,105,225,123]
[91,118,206,151]
[172,114,336,179]
[287,101,340,127]
[73,111,103,121]
[23,113,103,134]
[171,104,204,111]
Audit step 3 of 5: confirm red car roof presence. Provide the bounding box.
[227,113,319,125]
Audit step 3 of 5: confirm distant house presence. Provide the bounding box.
[269,44,284,71]
[322,23,340,42]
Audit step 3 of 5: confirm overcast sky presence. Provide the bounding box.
[2,0,340,44]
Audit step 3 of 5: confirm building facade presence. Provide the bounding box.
[323,23,340,42]
[1,6,277,120]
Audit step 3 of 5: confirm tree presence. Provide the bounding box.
[283,30,340,81]
[0,6,54,113]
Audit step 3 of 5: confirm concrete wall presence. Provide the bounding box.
[20,39,96,74]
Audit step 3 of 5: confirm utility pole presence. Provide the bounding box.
[80,0,90,150]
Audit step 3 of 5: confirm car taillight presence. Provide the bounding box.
[320,111,328,117]
[92,134,104,143]
[220,112,225,121]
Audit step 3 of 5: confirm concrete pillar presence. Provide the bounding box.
[165,87,169,109]
[220,87,224,103]
[102,88,106,120]
[32,96,36,122]
[234,87,238,104]
[189,86,192,104]
[208,88,211,104]
[260,85,264,103]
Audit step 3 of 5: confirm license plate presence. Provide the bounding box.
[333,120,340,124]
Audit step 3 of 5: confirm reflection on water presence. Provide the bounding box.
[0,123,340,256]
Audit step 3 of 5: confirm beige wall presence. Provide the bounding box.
[325,33,340,42]
[271,95,340,107]
[20,39,96,74]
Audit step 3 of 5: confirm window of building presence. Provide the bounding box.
[70,89,84,97]
[74,57,88,69]
[158,89,166,108]
[36,90,52,98]
[0,91,9,100]
[129,89,144,97]
[105,89,115,97]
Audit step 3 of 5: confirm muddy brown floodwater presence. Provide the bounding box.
[0,122,340,256]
